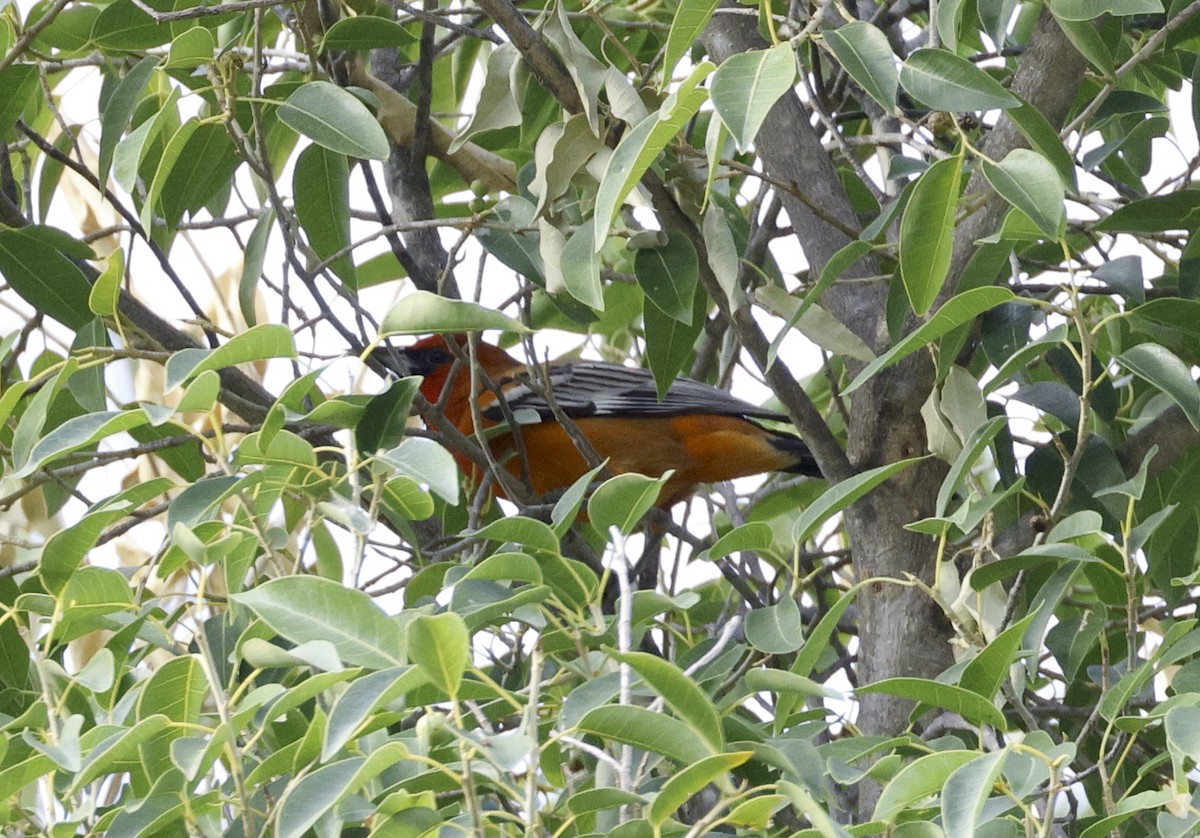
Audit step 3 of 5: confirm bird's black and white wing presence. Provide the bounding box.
[481,362,787,423]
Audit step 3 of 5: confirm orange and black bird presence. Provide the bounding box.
[399,334,820,508]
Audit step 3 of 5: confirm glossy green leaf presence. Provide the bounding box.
[823,21,898,110]
[0,65,38,137]
[0,228,95,329]
[294,144,356,286]
[407,612,470,696]
[1116,344,1200,429]
[859,677,1006,729]
[1096,191,1200,233]
[575,705,713,764]
[634,231,699,324]
[593,62,713,250]
[647,752,751,826]
[745,595,806,654]
[663,0,720,76]
[899,154,962,315]
[91,0,170,50]
[941,749,1008,836]
[793,458,921,543]
[1049,0,1162,20]
[702,521,774,562]
[899,49,1020,112]
[610,650,723,750]
[233,577,404,669]
[959,614,1036,699]
[16,409,149,478]
[981,149,1065,238]
[379,290,528,335]
[97,57,159,187]
[320,15,416,51]
[323,667,428,759]
[588,472,670,534]
[164,324,296,390]
[710,43,797,151]
[277,81,389,160]
[845,287,1016,393]
[873,750,978,822]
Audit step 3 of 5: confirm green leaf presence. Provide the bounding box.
[858,677,1007,729]
[1116,344,1200,430]
[451,42,525,151]
[745,595,806,654]
[823,21,898,111]
[593,62,713,250]
[899,154,962,315]
[710,43,797,151]
[793,458,921,543]
[873,750,978,822]
[959,613,1036,699]
[294,144,356,286]
[97,57,159,187]
[899,49,1020,112]
[1007,96,1078,189]
[941,749,1008,836]
[575,705,714,764]
[55,567,135,641]
[137,655,208,725]
[164,324,296,390]
[968,543,1099,590]
[232,577,404,669]
[845,287,1016,393]
[277,81,389,160]
[406,612,470,696]
[41,478,173,594]
[158,121,236,228]
[1165,705,1200,760]
[634,231,699,324]
[588,472,671,534]
[0,65,38,138]
[609,650,724,750]
[239,210,274,326]
[559,219,604,310]
[1096,190,1200,233]
[981,149,1065,238]
[275,745,407,838]
[701,521,774,562]
[16,409,149,478]
[1049,0,1163,20]
[0,228,96,330]
[379,290,528,335]
[323,667,428,759]
[90,0,171,51]
[140,117,198,231]
[647,752,751,826]
[567,787,647,816]
[320,15,416,51]
[89,250,123,317]
[356,375,419,455]
[934,416,1005,519]
[163,25,214,69]
[644,284,704,398]
[472,516,561,553]
[663,0,720,76]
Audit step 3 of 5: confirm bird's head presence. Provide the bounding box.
[398,334,519,403]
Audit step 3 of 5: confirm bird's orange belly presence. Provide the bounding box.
[481,415,791,504]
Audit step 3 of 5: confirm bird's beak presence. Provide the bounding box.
[370,344,415,378]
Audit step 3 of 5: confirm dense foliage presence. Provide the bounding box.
[2,0,1200,832]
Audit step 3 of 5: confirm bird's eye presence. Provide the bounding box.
[426,348,453,366]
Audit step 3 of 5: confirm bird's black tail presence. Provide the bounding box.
[765,430,822,477]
